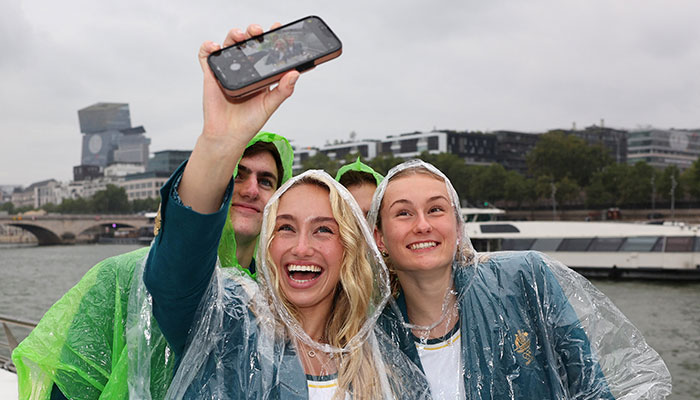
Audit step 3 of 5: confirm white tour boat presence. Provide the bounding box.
[462,208,700,279]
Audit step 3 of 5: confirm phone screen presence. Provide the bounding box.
[209,17,341,91]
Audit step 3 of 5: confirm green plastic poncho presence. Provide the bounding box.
[11,131,294,400]
[11,247,169,400]
[334,156,384,186]
[218,131,294,279]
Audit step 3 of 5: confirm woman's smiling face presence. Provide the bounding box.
[376,173,458,274]
[269,183,344,315]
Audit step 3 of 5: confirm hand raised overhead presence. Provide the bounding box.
[182,23,299,213]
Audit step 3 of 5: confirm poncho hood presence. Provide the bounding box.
[367,159,475,266]
[217,131,294,277]
[334,156,384,186]
[166,170,432,399]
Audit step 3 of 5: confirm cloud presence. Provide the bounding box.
[2,0,700,185]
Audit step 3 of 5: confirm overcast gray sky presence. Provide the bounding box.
[2,0,699,186]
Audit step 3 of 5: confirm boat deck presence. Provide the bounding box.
[0,368,18,399]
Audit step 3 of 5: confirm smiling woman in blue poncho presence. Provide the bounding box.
[369,160,673,399]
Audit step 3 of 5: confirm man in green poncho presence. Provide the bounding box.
[335,157,384,217]
[11,131,293,400]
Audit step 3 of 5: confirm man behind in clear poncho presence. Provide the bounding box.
[369,160,672,399]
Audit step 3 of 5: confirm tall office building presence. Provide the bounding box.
[75,103,150,180]
[113,126,151,166]
[147,150,192,175]
[79,103,131,167]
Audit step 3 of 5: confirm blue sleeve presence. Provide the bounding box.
[143,161,233,363]
[532,253,615,400]
[50,384,68,400]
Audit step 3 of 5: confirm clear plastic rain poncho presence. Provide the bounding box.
[164,170,431,399]
[127,131,295,399]
[367,159,672,399]
[11,131,294,400]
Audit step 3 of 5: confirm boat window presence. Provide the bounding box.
[531,238,563,251]
[502,238,535,250]
[588,237,624,252]
[463,214,476,222]
[557,238,593,251]
[651,238,664,252]
[694,238,700,252]
[619,237,660,252]
[480,224,520,233]
[664,236,695,252]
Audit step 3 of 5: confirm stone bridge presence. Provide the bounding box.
[0,214,153,245]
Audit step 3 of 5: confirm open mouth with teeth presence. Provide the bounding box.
[408,241,439,251]
[286,264,323,284]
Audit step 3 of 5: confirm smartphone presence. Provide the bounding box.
[208,16,342,98]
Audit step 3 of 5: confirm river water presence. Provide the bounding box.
[1,244,698,399]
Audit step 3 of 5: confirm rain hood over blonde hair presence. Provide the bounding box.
[164,170,431,399]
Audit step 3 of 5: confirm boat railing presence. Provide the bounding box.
[0,314,37,373]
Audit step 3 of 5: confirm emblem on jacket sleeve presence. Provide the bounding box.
[514,330,534,365]
[153,204,162,236]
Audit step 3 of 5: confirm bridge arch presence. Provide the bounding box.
[6,223,62,245]
[77,222,139,237]
[1,214,153,245]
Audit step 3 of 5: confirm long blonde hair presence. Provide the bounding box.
[261,175,385,399]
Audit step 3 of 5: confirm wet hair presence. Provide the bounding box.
[243,141,284,188]
[338,170,378,190]
[262,175,384,399]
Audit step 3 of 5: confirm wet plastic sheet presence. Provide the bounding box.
[162,170,432,399]
[368,159,672,399]
[11,247,173,400]
[126,131,296,398]
[543,252,673,399]
[12,131,295,400]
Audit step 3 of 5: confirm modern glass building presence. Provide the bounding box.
[627,129,700,171]
[380,131,448,158]
[147,150,192,175]
[78,103,131,134]
[77,103,150,168]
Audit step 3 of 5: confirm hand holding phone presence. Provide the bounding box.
[182,24,299,215]
[208,16,342,98]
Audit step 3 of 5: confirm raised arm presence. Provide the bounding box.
[143,24,299,362]
[181,24,299,213]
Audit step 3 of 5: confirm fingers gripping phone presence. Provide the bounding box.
[208,16,342,98]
